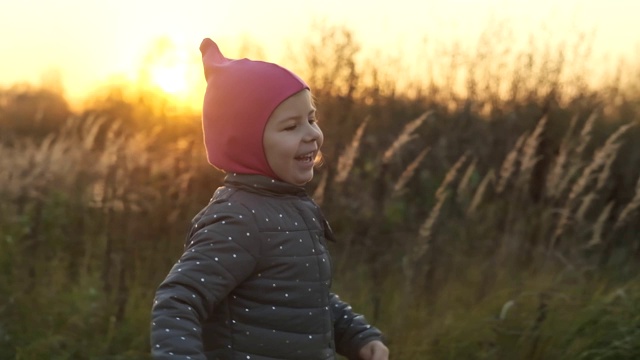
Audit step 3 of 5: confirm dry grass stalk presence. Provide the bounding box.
[575,192,597,222]
[550,208,572,250]
[552,159,608,249]
[457,159,478,197]
[551,123,634,249]
[576,146,620,222]
[81,116,107,151]
[416,191,448,262]
[567,123,633,203]
[520,114,548,177]
[565,161,599,206]
[545,115,579,199]
[612,176,640,232]
[575,111,597,157]
[495,132,528,193]
[602,122,635,149]
[565,114,579,140]
[569,124,632,201]
[545,142,571,199]
[402,188,449,287]
[392,147,430,196]
[585,202,614,248]
[435,153,468,202]
[467,169,495,216]
[546,113,597,199]
[595,144,620,192]
[381,111,431,165]
[334,117,369,184]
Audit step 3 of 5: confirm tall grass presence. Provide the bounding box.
[1,23,640,359]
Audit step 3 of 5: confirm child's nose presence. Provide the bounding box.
[303,123,322,142]
[307,127,322,143]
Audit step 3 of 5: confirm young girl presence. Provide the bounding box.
[150,38,388,360]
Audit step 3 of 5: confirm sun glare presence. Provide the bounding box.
[150,64,188,94]
[137,37,206,111]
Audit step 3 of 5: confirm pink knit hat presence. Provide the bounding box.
[200,38,308,178]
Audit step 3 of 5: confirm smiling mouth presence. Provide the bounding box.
[295,151,315,162]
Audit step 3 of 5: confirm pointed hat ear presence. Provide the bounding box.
[200,38,228,80]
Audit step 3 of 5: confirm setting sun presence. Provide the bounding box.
[150,64,188,95]
[135,36,205,110]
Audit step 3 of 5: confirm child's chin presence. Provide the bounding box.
[291,172,314,186]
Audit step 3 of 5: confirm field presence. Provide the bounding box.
[1,25,640,359]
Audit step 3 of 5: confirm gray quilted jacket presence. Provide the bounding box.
[151,174,383,360]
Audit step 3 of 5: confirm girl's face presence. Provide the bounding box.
[263,90,323,186]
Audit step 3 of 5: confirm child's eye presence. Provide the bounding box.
[284,125,296,131]
[308,117,318,125]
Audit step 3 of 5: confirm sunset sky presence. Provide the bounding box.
[1,0,639,108]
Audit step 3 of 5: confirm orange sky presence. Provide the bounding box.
[1,0,638,108]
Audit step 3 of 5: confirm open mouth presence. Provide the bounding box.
[295,151,315,162]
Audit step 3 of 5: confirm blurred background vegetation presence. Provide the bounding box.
[1,23,640,359]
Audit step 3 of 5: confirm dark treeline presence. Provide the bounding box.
[1,24,640,359]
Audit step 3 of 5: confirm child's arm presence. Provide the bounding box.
[330,293,385,360]
[150,207,259,359]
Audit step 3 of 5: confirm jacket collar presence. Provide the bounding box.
[224,173,308,197]
[224,173,336,242]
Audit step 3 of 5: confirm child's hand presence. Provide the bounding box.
[358,340,389,360]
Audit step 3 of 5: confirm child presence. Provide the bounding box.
[150,38,388,360]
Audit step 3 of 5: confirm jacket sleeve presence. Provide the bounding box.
[330,293,384,360]
[150,204,259,359]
